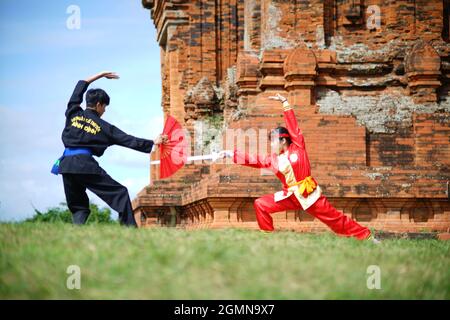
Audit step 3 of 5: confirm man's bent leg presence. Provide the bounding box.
[62,174,90,225]
[306,195,371,240]
[80,173,137,227]
[254,194,302,231]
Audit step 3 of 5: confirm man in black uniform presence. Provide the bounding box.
[52,71,167,227]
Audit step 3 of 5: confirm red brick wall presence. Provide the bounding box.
[136,0,450,233]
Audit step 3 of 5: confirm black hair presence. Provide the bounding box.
[270,126,292,145]
[86,88,110,108]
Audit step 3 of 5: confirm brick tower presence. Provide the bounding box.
[133,0,450,233]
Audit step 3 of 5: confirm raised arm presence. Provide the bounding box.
[269,93,305,149]
[66,81,89,117]
[85,71,119,84]
[66,71,119,118]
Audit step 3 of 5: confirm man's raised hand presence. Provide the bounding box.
[85,71,120,84]
[101,71,120,80]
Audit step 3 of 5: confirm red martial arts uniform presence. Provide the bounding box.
[232,105,371,240]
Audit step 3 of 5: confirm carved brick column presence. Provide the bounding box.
[258,49,287,91]
[236,52,260,96]
[405,40,441,103]
[283,44,318,106]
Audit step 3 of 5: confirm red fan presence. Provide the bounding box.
[158,115,188,179]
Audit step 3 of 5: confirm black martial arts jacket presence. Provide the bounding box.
[59,80,154,175]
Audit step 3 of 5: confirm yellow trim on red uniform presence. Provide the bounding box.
[288,176,317,196]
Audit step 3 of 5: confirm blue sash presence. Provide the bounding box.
[51,148,92,175]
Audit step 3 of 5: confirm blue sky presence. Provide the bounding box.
[0,1,164,221]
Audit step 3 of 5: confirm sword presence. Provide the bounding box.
[150,152,221,165]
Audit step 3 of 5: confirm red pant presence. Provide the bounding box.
[253,193,371,240]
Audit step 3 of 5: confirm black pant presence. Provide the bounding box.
[62,173,137,227]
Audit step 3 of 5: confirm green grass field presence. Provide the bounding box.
[0,223,449,299]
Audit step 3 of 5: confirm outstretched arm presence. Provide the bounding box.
[218,150,272,169]
[268,93,305,149]
[66,71,119,117]
[108,124,168,154]
[108,125,153,153]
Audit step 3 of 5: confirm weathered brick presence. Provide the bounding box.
[135,0,450,234]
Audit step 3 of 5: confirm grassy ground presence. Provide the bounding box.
[0,223,449,299]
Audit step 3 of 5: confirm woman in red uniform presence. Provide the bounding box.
[219,93,380,243]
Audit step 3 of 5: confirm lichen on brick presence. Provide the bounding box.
[193,114,225,156]
[262,2,295,50]
[316,88,450,133]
